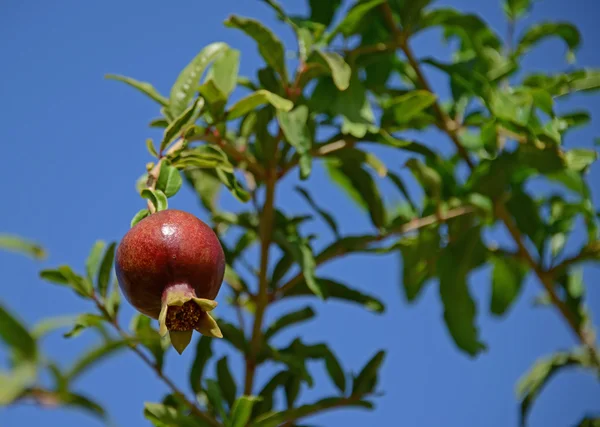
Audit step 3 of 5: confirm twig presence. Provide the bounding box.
[379,1,600,365]
[91,295,222,427]
[276,206,474,297]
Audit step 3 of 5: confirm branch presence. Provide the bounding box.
[276,206,474,298]
[91,296,222,427]
[380,0,600,366]
[244,154,277,395]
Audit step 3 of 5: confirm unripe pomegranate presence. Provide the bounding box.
[115,209,225,354]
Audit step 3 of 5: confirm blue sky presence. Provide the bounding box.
[1,0,599,426]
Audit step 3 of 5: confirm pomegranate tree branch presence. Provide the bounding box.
[244,156,277,394]
[91,295,222,427]
[384,2,600,365]
[276,206,474,298]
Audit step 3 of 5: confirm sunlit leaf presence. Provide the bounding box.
[230,395,262,427]
[265,306,315,340]
[96,242,116,298]
[278,106,312,179]
[156,163,183,198]
[66,340,130,382]
[0,234,46,260]
[105,74,168,106]
[227,90,293,120]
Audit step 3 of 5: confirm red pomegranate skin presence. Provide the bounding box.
[115,209,225,319]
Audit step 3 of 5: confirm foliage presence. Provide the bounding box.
[2,0,600,426]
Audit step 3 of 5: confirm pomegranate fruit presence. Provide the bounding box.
[115,209,225,354]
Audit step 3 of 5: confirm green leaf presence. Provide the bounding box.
[141,188,168,212]
[230,396,261,427]
[314,51,351,90]
[63,314,106,339]
[85,240,106,284]
[32,315,79,339]
[105,74,168,106]
[225,16,287,80]
[523,69,600,97]
[264,306,316,340]
[517,350,596,426]
[398,229,440,302]
[516,22,581,59]
[490,255,528,316]
[284,375,301,408]
[227,90,293,120]
[275,234,324,299]
[0,303,37,360]
[295,186,340,238]
[283,277,385,313]
[56,392,107,421]
[66,340,130,382]
[131,209,150,227]
[216,356,237,408]
[576,417,600,427]
[161,97,205,152]
[96,242,116,298]
[278,106,312,179]
[503,0,531,20]
[0,234,46,260]
[308,0,342,26]
[352,350,385,396]
[215,168,251,203]
[169,42,228,117]
[0,363,37,405]
[205,379,228,421]
[250,397,373,427]
[184,169,221,214]
[156,163,183,198]
[40,266,93,298]
[199,79,228,115]
[326,0,385,42]
[437,226,487,357]
[144,402,205,427]
[206,47,241,97]
[189,336,213,395]
[405,158,442,201]
[146,138,159,158]
[566,148,598,172]
[389,90,437,124]
[106,283,121,319]
[324,156,386,229]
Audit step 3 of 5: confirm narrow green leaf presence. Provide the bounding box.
[517,22,581,59]
[503,0,531,20]
[169,42,228,117]
[250,397,373,427]
[106,283,121,319]
[264,306,315,340]
[216,356,237,408]
[57,392,107,421]
[324,157,386,229]
[0,363,37,405]
[149,118,169,128]
[230,396,261,427]
[66,340,129,382]
[283,277,385,313]
[0,234,46,260]
[207,47,241,97]
[184,169,222,214]
[205,379,228,421]
[189,336,213,394]
[227,90,293,120]
[141,188,168,212]
[131,314,165,372]
[314,51,351,90]
[390,90,437,124]
[278,106,312,179]
[63,314,106,339]
[156,163,183,198]
[32,315,79,339]
[96,242,116,298]
[146,138,159,158]
[565,148,598,172]
[40,266,93,298]
[144,402,205,427]
[215,168,251,203]
[0,303,37,360]
[224,16,287,80]
[398,230,440,302]
[295,186,340,238]
[437,227,487,356]
[131,209,150,228]
[105,74,168,106]
[276,235,324,299]
[490,255,528,316]
[284,375,301,408]
[352,350,386,396]
[517,350,596,426]
[162,97,205,152]
[85,241,106,283]
[326,0,385,42]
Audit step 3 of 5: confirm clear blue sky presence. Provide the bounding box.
[1,0,599,426]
